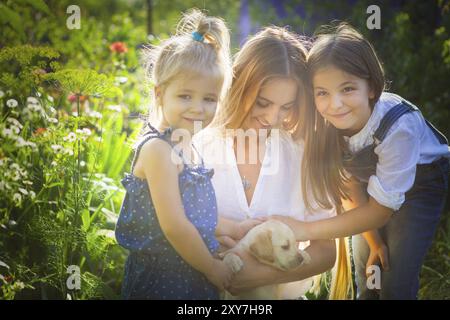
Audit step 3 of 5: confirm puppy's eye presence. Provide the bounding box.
[281,242,290,250]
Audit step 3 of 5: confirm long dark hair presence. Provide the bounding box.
[303,22,386,211]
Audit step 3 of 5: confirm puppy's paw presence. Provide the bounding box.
[223,253,244,274]
[299,250,311,265]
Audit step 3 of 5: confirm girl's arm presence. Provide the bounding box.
[215,217,265,253]
[227,239,336,294]
[306,196,392,240]
[140,139,232,289]
[341,178,387,253]
[273,197,392,241]
[342,179,390,271]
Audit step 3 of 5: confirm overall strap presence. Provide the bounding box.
[373,102,417,143]
[424,119,449,144]
[401,100,448,145]
[374,100,448,145]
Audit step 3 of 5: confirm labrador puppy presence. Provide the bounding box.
[222,219,311,299]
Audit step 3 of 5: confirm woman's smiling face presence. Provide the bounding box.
[313,65,374,135]
[241,77,298,132]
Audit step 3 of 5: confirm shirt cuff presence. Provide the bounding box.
[367,175,405,211]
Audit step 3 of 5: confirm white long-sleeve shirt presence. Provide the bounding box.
[345,92,450,211]
[194,127,335,298]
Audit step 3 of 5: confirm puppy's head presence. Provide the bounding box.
[248,220,307,271]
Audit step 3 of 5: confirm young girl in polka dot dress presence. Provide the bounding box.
[115,9,261,299]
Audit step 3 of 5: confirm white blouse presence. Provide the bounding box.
[345,92,450,211]
[193,127,335,298]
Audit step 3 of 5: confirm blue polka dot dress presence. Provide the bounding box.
[115,123,220,300]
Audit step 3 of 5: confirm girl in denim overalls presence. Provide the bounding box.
[272,23,449,299]
[115,10,260,299]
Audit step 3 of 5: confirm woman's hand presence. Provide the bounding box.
[235,218,265,240]
[216,235,238,254]
[226,249,279,295]
[366,242,390,277]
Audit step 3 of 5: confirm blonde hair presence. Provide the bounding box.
[142,9,232,116]
[210,26,308,132]
[209,25,352,299]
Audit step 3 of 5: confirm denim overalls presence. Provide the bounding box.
[115,123,220,299]
[346,100,449,299]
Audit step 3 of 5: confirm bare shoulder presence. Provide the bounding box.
[139,138,173,161]
[134,138,182,178]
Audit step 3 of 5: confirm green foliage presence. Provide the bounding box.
[45,69,122,98]
[0,0,448,300]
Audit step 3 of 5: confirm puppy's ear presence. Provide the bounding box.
[249,230,274,264]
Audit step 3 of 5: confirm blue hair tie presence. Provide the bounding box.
[192,31,204,42]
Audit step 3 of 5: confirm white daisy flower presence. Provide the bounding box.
[51,144,63,153]
[63,148,74,156]
[2,128,14,138]
[6,117,23,128]
[26,141,37,151]
[13,193,22,203]
[10,125,21,135]
[115,76,128,84]
[82,128,92,136]
[27,97,39,105]
[88,111,102,119]
[63,132,77,142]
[107,105,122,112]
[6,99,18,108]
[15,137,27,147]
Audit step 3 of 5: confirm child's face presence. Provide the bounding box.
[157,73,222,134]
[242,77,298,132]
[313,65,374,135]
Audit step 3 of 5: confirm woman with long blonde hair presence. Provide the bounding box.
[194,26,353,299]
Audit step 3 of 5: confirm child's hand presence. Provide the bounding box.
[366,243,390,277]
[269,215,308,241]
[235,218,265,240]
[205,259,234,291]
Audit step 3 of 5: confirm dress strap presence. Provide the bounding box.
[130,123,190,172]
[130,123,160,172]
[191,142,205,166]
